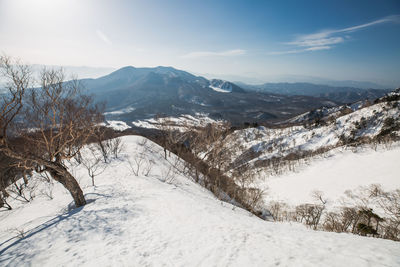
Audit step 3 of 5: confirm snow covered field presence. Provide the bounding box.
[264,144,400,206]
[1,136,399,266]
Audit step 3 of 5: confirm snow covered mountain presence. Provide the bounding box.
[221,90,400,172]
[239,82,390,104]
[79,66,338,125]
[209,79,245,93]
[1,136,399,266]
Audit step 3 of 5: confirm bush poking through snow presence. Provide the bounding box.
[81,147,107,186]
[7,227,26,239]
[269,184,400,241]
[8,178,36,203]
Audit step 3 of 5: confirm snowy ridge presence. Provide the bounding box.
[104,120,131,131]
[225,99,400,166]
[1,135,399,266]
[132,113,221,131]
[209,79,233,93]
[103,106,136,115]
[283,100,370,124]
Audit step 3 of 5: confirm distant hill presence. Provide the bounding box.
[237,82,390,104]
[80,66,336,125]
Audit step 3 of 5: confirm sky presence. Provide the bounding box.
[1,0,400,86]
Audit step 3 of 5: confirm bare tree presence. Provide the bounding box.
[268,201,289,222]
[127,153,145,176]
[142,158,154,176]
[8,177,37,203]
[93,126,112,163]
[157,117,174,160]
[81,147,107,186]
[0,56,103,207]
[110,137,123,158]
[0,187,12,210]
[92,124,124,163]
[0,153,26,210]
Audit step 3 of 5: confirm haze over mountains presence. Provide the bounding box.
[238,82,390,104]
[77,66,390,125]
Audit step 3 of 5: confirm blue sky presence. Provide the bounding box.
[1,0,399,86]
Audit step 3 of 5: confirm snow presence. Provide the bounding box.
[105,120,131,131]
[132,113,220,131]
[1,135,400,266]
[223,100,400,165]
[209,85,232,93]
[104,106,136,115]
[265,144,400,206]
[220,99,399,210]
[209,79,233,93]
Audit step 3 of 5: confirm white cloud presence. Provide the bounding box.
[182,49,246,58]
[96,29,112,45]
[267,49,303,55]
[304,46,331,51]
[270,15,400,55]
[287,36,344,47]
[268,46,331,55]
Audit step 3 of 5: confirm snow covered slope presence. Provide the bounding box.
[1,136,399,266]
[208,79,245,93]
[265,144,400,206]
[224,99,400,168]
[132,113,220,131]
[209,79,234,93]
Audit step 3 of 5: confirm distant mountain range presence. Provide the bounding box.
[1,65,391,125]
[80,66,338,124]
[199,73,395,89]
[237,82,390,104]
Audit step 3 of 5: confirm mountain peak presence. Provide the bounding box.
[155,66,176,71]
[209,79,246,93]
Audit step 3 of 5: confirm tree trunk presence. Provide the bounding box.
[22,172,29,185]
[98,141,108,163]
[49,165,86,207]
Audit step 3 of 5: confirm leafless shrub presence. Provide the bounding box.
[127,153,145,176]
[371,185,400,240]
[323,207,360,233]
[161,165,176,184]
[160,156,184,184]
[110,137,123,159]
[295,203,325,230]
[142,158,154,177]
[92,126,112,163]
[39,177,55,200]
[8,178,36,203]
[36,169,52,183]
[230,164,265,213]
[0,190,12,210]
[268,201,290,222]
[81,147,107,186]
[91,125,124,163]
[8,227,26,239]
[239,187,265,213]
